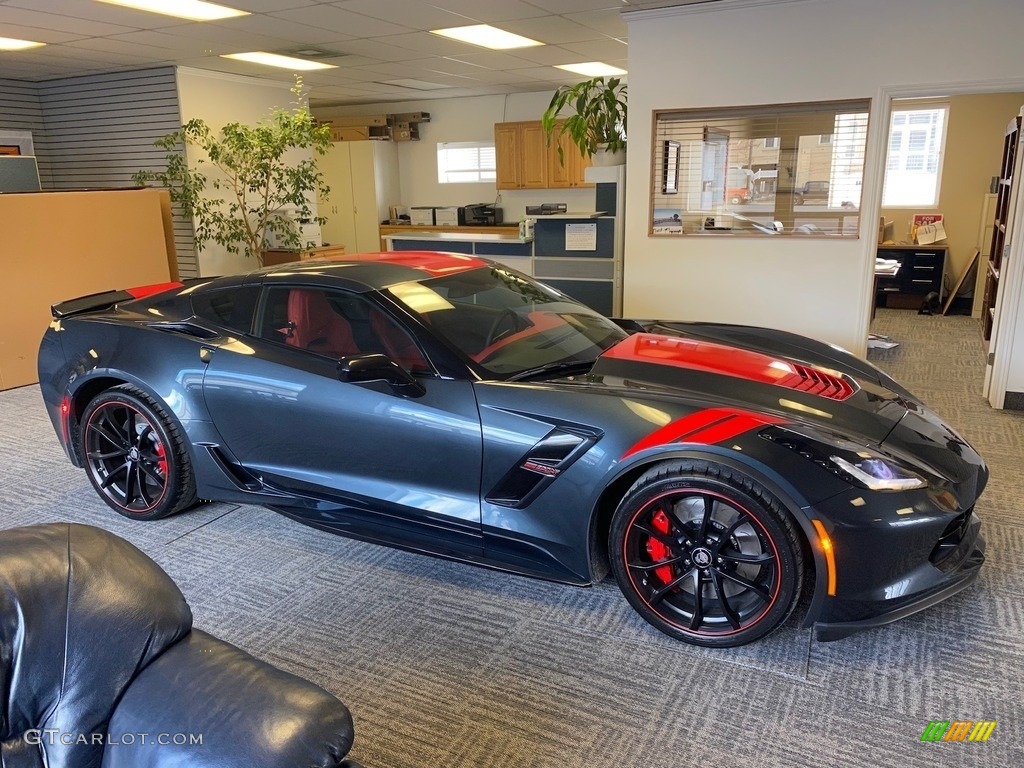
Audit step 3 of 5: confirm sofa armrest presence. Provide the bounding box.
[102,630,355,768]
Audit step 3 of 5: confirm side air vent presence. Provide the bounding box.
[486,428,597,508]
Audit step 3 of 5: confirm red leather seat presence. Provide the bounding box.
[286,289,360,358]
[370,309,428,371]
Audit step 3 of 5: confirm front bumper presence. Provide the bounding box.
[814,529,985,641]
[810,505,985,642]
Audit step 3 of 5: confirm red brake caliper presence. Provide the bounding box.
[646,509,674,585]
[155,441,167,477]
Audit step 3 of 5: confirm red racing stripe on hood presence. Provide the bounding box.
[602,333,857,401]
[622,407,785,458]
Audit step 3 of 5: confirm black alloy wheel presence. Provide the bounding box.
[80,385,196,520]
[610,461,803,647]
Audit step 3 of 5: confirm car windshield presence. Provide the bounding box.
[386,266,627,377]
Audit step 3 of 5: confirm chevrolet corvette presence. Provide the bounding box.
[38,252,987,647]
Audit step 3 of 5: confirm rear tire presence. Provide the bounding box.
[609,460,803,648]
[80,385,197,520]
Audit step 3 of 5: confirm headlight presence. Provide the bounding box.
[761,426,932,492]
[829,454,926,491]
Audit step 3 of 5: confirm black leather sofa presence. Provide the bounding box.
[0,523,362,768]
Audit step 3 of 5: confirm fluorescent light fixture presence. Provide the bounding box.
[222,52,337,71]
[0,36,45,51]
[96,0,249,22]
[383,79,451,90]
[556,62,627,77]
[431,24,542,50]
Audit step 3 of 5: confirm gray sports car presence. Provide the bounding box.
[38,252,987,647]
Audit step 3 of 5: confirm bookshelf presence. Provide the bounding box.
[982,115,1021,341]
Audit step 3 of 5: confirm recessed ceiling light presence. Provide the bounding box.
[556,62,627,77]
[96,0,249,22]
[0,36,45,51]
[431,24,543,50]
[382,79,452,91]
[222,52,337,71]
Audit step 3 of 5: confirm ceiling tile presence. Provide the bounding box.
[497,44,586,66]
[370,31,480,56]
[497,15,606,44]
[327,37,429,62]
[3,0,182,30]
[330,1,472,30]
[268,6,416,37]
[443,50,552,71]
[0,23,83,44]
[564,8,628,38]
[0,6,140,36]
[559,37,628,59]
[425,0,548,23]
[526,0,625,12]
[230,0,321,10]
[207,13,350,44]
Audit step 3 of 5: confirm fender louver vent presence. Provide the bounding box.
[486,428,595,508]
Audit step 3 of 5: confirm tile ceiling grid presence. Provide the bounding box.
[0,0,716,104]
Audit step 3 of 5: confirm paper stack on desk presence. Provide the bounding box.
[915,221,947,245]
[875,258,901,276]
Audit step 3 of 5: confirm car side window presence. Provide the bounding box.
[191,286,259,334]
[258,286,430,373]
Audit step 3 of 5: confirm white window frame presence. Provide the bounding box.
[881,105,948,208]
[437,141,496,184]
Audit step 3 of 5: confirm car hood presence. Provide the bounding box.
[590,327,910,444]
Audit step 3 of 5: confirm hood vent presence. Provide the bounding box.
[601,333,857,402]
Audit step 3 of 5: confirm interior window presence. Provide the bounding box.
[191,286,259,334]
[651,99,870,237]
[258,286,430,372]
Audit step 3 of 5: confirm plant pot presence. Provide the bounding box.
[591,145,625,167]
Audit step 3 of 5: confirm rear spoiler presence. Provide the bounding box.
[51,281,184,319]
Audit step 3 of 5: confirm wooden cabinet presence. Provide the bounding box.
[317,140,400,254]
[876,245,947,308]
[494,121,592,190]
[982,115,1021,341]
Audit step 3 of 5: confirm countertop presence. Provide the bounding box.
[381,230,531,243]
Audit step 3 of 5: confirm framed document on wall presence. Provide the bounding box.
[663,140,680,194]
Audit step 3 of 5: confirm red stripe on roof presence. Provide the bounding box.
[339,251,488,277]
[125,282,183,299]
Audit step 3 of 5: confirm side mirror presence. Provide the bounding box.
[337,353,426,398]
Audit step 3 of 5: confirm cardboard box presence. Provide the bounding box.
[0,189,176,390]
[878,217,894,243]
[330,114,388,127]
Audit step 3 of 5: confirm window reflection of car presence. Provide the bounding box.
[795,181,829,205]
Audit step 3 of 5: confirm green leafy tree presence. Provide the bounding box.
[541,76,627,164]
[135,78,331,267]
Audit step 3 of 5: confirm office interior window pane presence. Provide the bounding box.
[651,98,869,237]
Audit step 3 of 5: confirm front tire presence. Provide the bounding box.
[609,461,803,647]
[80,385,196,520]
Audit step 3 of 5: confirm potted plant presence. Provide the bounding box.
[541,76,627,167]
[134,78,331,268]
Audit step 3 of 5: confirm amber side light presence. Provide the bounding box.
[811,519,837,596]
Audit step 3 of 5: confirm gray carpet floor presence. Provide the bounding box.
[1,308,1022,767]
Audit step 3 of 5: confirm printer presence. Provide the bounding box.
[458,203,504,226]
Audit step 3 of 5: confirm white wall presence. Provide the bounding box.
[176,68,315,276]
[313,92,597,221]
[624,0,1024,356]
